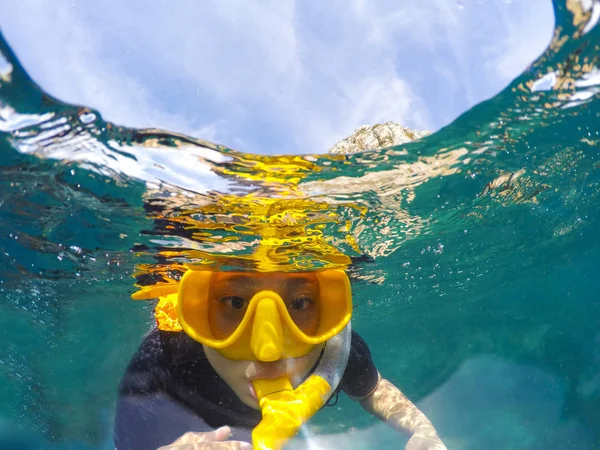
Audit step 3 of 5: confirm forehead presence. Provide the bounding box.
[212,272,318,291]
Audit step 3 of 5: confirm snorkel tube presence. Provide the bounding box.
[251,322,352,450]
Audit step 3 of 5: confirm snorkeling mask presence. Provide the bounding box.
[176,268,351,361]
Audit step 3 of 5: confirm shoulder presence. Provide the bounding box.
[348,329,376,366]
[350,329,370,352]
[119,328,207,395]
[338,329,380,399]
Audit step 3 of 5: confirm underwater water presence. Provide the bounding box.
[1,0,600,449]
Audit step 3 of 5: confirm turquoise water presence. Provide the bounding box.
[1,1,600,449]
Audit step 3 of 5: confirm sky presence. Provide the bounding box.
[0,0,555,155]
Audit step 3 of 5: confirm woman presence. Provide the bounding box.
[115,268,446,450]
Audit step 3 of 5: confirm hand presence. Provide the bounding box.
[157,426,252,450]
[406,433,448,450]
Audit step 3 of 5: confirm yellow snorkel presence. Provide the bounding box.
[249,322,351,450]
[251,375,332,450]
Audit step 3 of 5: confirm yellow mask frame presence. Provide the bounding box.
[177,268,352,361]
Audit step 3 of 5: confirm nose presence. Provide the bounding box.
[250,295,284,362]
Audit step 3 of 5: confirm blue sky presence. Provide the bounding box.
[0,0,554,155]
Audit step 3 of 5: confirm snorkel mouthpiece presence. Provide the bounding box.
[252,376,293,400]
[251,375,331,450]
[250,296,285,362]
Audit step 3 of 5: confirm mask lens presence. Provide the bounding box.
[208,274,256,339]
[280,275,320,335]
[207,272,322,339]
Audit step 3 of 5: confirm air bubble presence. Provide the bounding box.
[79,111,96,124]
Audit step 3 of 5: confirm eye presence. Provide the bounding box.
[290,297,313,311]
[221,296,248,310]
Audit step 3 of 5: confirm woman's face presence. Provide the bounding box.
[203,272,324,408]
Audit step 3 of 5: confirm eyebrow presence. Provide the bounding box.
[216,275,259,289]
[215,273,317,291]
[284,277,317,289]
[221,275,250,283]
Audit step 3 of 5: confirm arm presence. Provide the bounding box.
[358,374,447,450]
[338,332,446,449]
[114,329,252,449]
[114,329,212,450]
[115,397,250,450]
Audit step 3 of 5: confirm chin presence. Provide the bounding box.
[240,393,260,410]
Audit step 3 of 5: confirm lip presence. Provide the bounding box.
[246,361,290,382]
[249,382,258,402]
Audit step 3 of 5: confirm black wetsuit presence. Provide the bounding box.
[114,328,378,450]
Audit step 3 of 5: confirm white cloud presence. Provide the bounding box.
[0,0,554,155]
[479,0,555,86]
[0,1,219,141]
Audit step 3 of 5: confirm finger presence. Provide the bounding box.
[166,431,206,445]
[166,427,232,446]
[193,441,252,450]
[158,444,195,450]
[158,440,252,450]
[206,426,233,442]
[161,432,192,446]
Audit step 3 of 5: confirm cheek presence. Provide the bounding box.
[288,346,323,385]
[212,316,235,339]
[208,302,243,339]
[289,308,320,335]
[221,361,256,401]
[205,347,251,383]
[222,358,250,378]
